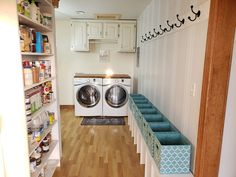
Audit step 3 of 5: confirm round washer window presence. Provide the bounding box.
[105,85,128,108]
[76,85,100,108]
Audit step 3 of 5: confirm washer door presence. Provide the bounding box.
[105,85,128,108]
[76,85,100,108]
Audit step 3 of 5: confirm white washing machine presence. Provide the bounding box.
[74,77,103,116]
[103,78,131,117]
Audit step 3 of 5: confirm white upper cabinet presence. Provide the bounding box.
[70,20,136,52]
[118,23,136,52]
[103,23,119,40]
[87,22,103,39]
[71,21,89,51]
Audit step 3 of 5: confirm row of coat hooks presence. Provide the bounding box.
[141,5,201,43]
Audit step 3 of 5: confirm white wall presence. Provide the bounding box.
[55,20,135,105]
[136,0,210,172]
[218,32,236,177]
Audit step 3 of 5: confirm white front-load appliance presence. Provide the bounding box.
[103,78,131,116]
[74,77,103,116]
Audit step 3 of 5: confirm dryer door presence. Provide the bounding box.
[105,85,128,108]
[76,85,100,108]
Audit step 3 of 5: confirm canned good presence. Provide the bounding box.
[42,138,50,153]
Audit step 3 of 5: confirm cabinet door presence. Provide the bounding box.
[87,22,103,39]
[118,23,136,52]
[71,21,89,51]
[104,23,119,40]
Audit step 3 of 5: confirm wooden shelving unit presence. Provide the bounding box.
[17,0,61,176]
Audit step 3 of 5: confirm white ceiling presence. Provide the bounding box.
[55,0,151,20]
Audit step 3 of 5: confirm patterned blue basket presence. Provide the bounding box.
[153,132,191,174]
[144,121,178,156]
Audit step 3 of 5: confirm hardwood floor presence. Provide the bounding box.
[53,108,144,177]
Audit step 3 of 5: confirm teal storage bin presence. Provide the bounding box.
[136,103,153,109]
[153,132,191,174]
[143,114,163,122]
[137,108,159,135]
[144,121,179,155]
[133,99,149,104]
[130,94,144,98]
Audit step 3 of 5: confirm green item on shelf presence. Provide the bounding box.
[23,0,30,18]
[17,1,24,14]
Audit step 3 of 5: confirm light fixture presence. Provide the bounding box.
[76,10,85,15]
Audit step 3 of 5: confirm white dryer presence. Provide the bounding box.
[103,77,131,117]
[74,77,103,116]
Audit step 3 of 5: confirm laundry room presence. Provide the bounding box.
[1,0,236,177]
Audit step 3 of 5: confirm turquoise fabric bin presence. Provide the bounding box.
[143,114,163,122]
[144,122,179,155]
[137,108,160,135]
[153,132,191,174]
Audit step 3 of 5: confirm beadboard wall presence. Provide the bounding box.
[136,0,210,171]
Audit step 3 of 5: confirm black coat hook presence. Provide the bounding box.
[141,35,147,42]
[174,14,185,28]
[188,5,201,21]
[149,31,156,38]
[159,25,166,34]
[141,35,145,43]
[141,36,145,43]
[152,28,158,37]
[145,33,152,40]
[166,20,174,32]
[153,28,160,35]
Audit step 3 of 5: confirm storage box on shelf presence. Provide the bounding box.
[153,132,191,174]
[144,120,179,156]
[128,94,191,175]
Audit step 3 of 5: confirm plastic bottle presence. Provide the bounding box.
[32,61,39,83]
[39,63,45,81]
[23,60,33,86]
[29,0,37,21]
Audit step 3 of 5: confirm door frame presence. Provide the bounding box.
[194,0,236,176]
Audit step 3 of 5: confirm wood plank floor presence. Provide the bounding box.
[53,108,144,177]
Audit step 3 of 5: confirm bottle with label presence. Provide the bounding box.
[29,0,37,21]
[32,61,39,83]
[39,63,45,82]
[23,60,33,86]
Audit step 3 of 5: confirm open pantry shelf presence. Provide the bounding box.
[31,140,58,177]
[24,77,55,91]
[27,99,56,124]
[21,52,54,56]
[44,160,59,177]
[29,120,57,156]
[36,0,53,8]
[18,14,52,32]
